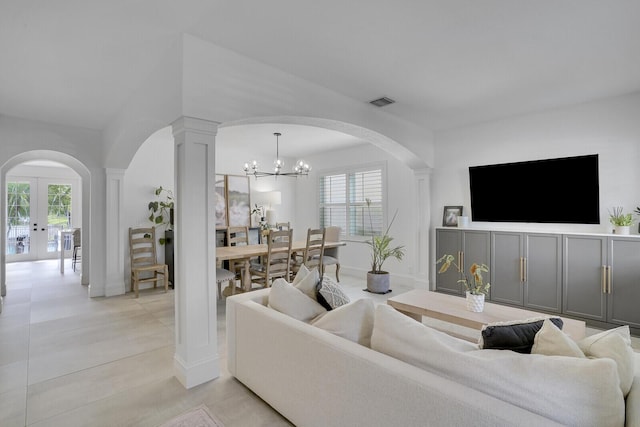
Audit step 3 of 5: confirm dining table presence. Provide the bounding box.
[216,240,346,293]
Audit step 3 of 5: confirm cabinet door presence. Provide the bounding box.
[462,230,491,291]
[490,232,523,305]
[435,229,463,295]
[525,234,562,313]
[563,235,607,321]
[607,237,640,328]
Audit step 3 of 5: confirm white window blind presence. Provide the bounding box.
[319,165,384,239]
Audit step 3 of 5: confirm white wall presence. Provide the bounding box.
[431,92,640,280]
[296,144,417,284]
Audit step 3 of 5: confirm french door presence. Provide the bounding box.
[6,177,76,262]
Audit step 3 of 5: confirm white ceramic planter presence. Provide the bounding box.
[466,292,485,312]
[367,271,390,293]
[615,225,631,235]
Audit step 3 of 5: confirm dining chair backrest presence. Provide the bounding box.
[262,228,293,283]
[302,227,325,271]
[227,226,249,247]
[324,226,341,258]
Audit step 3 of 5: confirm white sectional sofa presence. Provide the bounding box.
[226,288,640,427]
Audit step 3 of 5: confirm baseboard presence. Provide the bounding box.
[174,353,220,389]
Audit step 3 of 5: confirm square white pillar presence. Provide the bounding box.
[171,116,220,388]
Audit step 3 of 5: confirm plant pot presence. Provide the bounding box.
[367,271,390,293]
[615,225,631,235]
[465,291,485,312]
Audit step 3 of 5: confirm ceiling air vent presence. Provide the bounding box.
[369,97,395,107]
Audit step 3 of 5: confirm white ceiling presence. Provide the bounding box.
[2,1,640,153]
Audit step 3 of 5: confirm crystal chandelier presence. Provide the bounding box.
[243,132,311,178]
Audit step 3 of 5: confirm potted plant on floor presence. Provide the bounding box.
[148,186,175,287]
[609,206,635,235]
[364,198,405,293]
[436,254,490,312]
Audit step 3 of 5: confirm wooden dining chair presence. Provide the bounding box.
[292,227,325,278]
[128,226,169,298]
[224,226,250,292]
[322,226,341,282]
[249,229,293,288]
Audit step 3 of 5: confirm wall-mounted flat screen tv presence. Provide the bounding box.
[469,154,600,224]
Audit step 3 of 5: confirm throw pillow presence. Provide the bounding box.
[291,264,311,287]
[311,298,375,347]
[267,278,326,322]
[531,319,585,358]
[316,276,350,310]
[479,316,563,353]
[578,327,635,397]
[294,267,320,301]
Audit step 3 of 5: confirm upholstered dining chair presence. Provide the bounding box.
[292,227,325,279]
[322,226,341,282]
[249,229,293,288]
[216,267,236,299]
[128,226,169,298]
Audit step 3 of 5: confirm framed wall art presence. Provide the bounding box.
[442,206,463,227]
[215,174,227,227]
[226,175,251,227]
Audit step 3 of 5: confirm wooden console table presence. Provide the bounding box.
[387,290,586,341]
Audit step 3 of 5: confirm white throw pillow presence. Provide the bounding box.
[294,267,320,301]
[267,279,326,322]
[579,327,635,397]
[311,298,375,347]
[371,304,625,427]
[291,264,311,287]
[531,319,585,358]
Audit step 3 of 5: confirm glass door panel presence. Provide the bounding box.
[6,180,35,260]
[46,184,72,255]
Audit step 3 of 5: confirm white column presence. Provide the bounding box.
[105,168,126,296]
[172,116,219,388]
[414,168,432,289]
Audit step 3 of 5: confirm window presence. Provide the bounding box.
[319,164,385,239]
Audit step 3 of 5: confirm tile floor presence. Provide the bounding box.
[0,260,411,427]
[1,260,637,426]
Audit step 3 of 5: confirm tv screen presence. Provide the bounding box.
[469,154,600,224]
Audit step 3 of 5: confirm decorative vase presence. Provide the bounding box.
[465,291,485,312]
[367,271,390,293]
[615,225,631,235]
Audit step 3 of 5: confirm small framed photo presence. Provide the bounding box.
[443,206,463,227]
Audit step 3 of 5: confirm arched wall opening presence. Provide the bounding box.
[1,150,91,297]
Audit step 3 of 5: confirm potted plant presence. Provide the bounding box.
[364,198,405,293]
[635,206,640,233]
[436,254,490,312]
[608,206,635,235]
[148,186,174,244]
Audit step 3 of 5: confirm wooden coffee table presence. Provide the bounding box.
[387,290,586,341]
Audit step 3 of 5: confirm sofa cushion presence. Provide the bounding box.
[531,319,586,358]
[479,316,563,353]
[267,279,326,322]
[371,304,625,427]
[578,326,635,398]
[294,267,320,301]
[316,276,350,310]
[311,298,375,347]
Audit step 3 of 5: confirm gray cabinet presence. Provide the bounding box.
[435,228,490,295]
[491,232,562,313]
[563,235,640,328]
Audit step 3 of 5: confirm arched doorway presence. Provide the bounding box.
[1,150,91,298]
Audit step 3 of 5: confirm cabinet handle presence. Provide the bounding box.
[607,265,612,294]
[601,266,607,294]
[523,257,527,283]
[519,257,523,283]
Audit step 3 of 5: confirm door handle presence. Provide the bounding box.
[41,228,45,231]
[601,266,607,294]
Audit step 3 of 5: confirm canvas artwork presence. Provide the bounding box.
[226,175,251,227]
[215,175,227,227]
